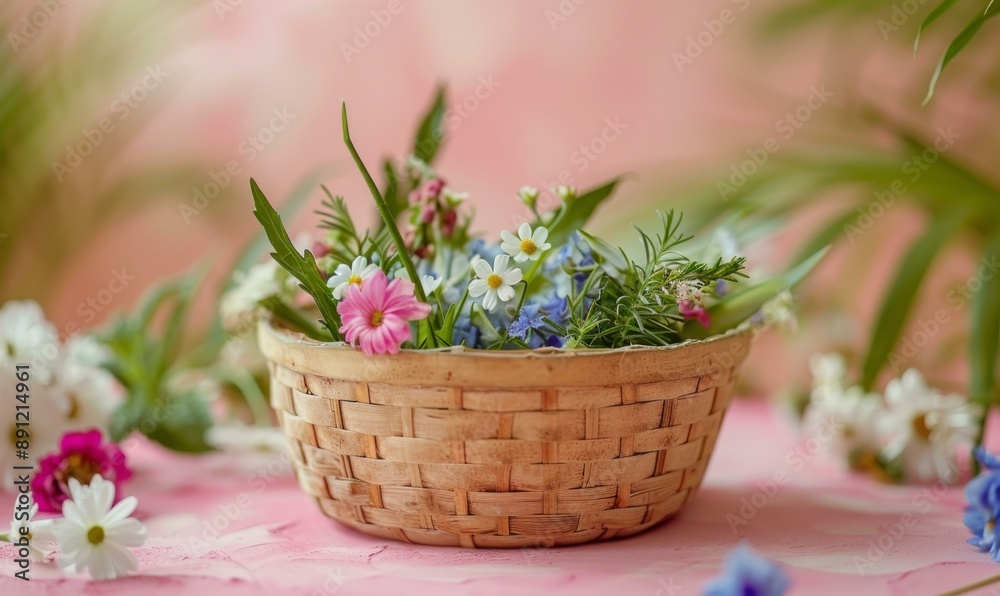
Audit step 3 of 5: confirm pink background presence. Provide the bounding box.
[9,0,979,394]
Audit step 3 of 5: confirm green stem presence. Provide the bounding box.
[494,281,530,350]
[936,572,1000,596]
[341,102,440,348]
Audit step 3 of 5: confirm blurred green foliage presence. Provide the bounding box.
[0,1,208,303]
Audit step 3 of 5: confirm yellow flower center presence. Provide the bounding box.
[487,273,503,289]
[912,414,933,440]
[370,310,384,326]
[519,239,537,255]
[87,526,105,545]
[348,275,363,286]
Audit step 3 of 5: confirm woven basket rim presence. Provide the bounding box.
[260,316,753,358]
[259,318,755,387]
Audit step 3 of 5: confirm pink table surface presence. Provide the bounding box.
[2,399,996,596]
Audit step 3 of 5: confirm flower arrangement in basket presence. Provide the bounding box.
[239,98,824,547]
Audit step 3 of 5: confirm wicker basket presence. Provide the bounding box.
[259,318,754,548]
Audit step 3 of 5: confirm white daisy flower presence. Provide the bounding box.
[468,255,522,312]
[804,385,883,459]
[500,223,552,263]
[219,261,297,327]
[54,475,146,580]
[1,502,57,563]
[0,300,60,383]
[327,256,380,300]
[518,186,539,207]
[393,269,442,296]
[880,369,980,484]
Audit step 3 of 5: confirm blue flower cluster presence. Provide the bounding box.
[965,448,1000,559]
[702,544,789,596]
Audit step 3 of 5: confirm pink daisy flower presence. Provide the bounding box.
[337,270,431,355]
[678,300,711,328]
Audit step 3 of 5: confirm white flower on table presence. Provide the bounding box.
[880,369,980,484]
[500,223,551,263]
[0,300,60,383]
[804,385,883,459]
[54,475,146,580]
[468,255,522,312]
[1,502,57,563]
[328,255,380,300]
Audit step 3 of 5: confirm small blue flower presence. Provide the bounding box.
[715,279,729,297]
[544,335,565,348]
[702,544,789,596]
[509,303,544,340]
[964,448,1000,560]
[541,294,570,327]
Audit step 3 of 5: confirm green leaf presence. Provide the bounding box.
[108,398,148,443]
[924,3,1000,104]
[381,158,404,222]
[142,393,215,453]
[250,178,341,340]
[579,230,629,271]
[412,85,447,164]
[470,303,502,346]
[682,246,830,340]
[970,231,1000,408]
[546,178,622,249]
[914,0,961,55]
[860,211,965,389]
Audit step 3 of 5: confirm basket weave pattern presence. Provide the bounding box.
[261,321,752,548]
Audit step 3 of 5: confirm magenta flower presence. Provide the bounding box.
[31,430,132,513]
[337,270,431,355]
[679,300,711,328]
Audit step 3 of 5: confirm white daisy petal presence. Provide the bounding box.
[517,222,532,240]
[468,279,489,298]
[472,259,493,279]
[105,496,138,525]
[492,254,510,275]
[496,285,516,302]
[532,227,549,245]
[503,269,523,285]
[483,291,499,312]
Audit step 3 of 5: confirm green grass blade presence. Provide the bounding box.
[924,4,1000,104]
[970,231,1000,409]
[914,0,961,55]
[860,211,965,389]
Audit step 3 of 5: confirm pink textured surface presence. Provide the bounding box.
[1,400,990,595]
